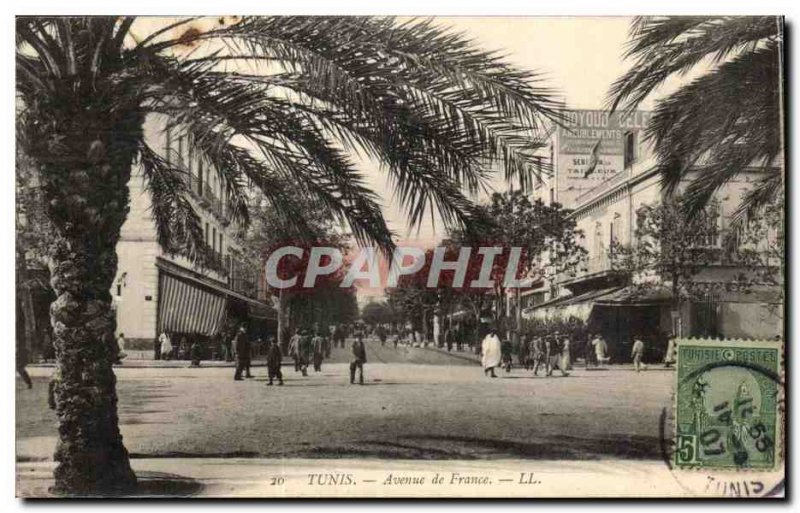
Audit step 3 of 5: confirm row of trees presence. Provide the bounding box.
[385,191,586,345]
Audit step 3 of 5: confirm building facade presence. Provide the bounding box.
[520,109,782,361]
[112,117,275,354]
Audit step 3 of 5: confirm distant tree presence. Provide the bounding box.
[361,302,393,327]
[608,16,784,225]
[450,191,586,330]
[609,198,721,334]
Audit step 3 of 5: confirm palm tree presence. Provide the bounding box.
[607,16,783,225]
[16,16,561,493]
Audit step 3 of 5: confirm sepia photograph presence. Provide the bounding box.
[12,10,786,499]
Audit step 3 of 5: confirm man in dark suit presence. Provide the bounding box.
[350,333,367,385]
[266,337,283,386]
[233,326,250,381]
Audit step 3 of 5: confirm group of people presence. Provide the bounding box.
[481,327,572,378]
[481,328,677,376]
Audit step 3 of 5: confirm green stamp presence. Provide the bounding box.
[675,339,782,470]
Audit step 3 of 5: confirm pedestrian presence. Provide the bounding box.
[178,336,189,360]
[519,335,531,370]
[532,336,547,375]
[189,339,202,367]
[664,333,677,368]
[266,338,284,386]
[632,336,646,373]
[350,332,367,384]
[159,331,173,361]
[323,330,332,358]
[153,335,161,361]
[298,329,312,376]
[288,329,301,372]
[312,331,324,372]
[561,334,572,371]
[116,333,127,363]
[455,327,463,352]
[592,333,610,367]
[547,334,569,377]
[481,326,502,378]
[445,327,453,352]
[378,325,387,347]
[16,339,32,389]
[501,336,513,372]
[233,326,250,381]
[584,337,596,368]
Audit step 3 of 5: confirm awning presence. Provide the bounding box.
[524,286,623,313]
[156,257,276,321]
[158,273,227,335]
[248,301,277,320]
[594,285,672,306]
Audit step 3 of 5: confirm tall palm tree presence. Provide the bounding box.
[607,16,783,225]
[16,16,561,493]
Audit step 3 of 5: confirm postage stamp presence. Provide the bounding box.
[674,338,783,471]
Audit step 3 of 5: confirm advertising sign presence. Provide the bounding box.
[556,110,652,207]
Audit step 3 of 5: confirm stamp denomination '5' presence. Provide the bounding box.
[675,339,782,470]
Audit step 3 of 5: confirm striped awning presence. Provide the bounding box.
[158,273,227,335]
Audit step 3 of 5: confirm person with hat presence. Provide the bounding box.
[546,333,569,377]
[350,331,367,384]
[266,336,284,386]
[233,326,251,381]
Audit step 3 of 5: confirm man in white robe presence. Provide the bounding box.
[481,327,502,378]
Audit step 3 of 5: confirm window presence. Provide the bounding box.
[549,187,555,204]
[177,135,184,167]
[624,131,636,169]
[205,222,209,247]
[165,127,172,165]
[212,227,217,253]
[219,232,223,256]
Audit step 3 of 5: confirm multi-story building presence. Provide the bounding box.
[521,109,782,360]
[111,117,276,354]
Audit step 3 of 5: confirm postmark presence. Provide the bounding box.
[674,339,782,471]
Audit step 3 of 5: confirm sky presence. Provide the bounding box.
[359,16,641,247]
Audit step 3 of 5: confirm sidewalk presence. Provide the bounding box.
[421,345,676,371]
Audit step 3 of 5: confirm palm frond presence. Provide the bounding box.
[137,141,205,261]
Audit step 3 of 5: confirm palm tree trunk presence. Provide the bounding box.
[48,232,137,494]
[39,133,139,494]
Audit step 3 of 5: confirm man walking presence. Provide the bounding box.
[632,336,646,373]
[233,326,250,381]
[288,329,302,372]
[312,330,325,372]
[547,334,569,377]
[519,335,531,370]
[350,332,367,384]
[298,329,312,377]
[532,336,547,376]
[266,337,284,386]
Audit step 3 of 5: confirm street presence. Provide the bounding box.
[17,336,673,464]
